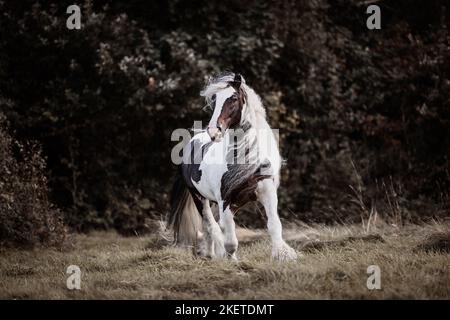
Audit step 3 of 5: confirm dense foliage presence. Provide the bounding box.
[0,115,67,247]
[0,0,448,241]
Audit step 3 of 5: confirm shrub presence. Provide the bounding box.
[0,114,68,247]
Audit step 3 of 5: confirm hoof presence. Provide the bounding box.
[272,242,298,262]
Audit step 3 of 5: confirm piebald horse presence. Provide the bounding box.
[169,73,297,261]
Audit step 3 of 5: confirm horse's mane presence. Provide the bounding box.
[200,72,266,122]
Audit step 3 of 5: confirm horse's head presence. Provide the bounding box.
[206,73,246,142]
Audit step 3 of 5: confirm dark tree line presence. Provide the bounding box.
[0,0,448,246]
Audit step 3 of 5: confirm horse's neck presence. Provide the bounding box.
[229,111,266,144]
[247,110,281,168]
[248,109,273,142]
[225,110,278,162]
[253,111,271,132]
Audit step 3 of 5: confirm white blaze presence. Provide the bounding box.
[208,86,235,128]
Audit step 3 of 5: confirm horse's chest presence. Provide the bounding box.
[182,132,275,208]
[181,134,228,201]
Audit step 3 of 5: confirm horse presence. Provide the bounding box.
[168,72,297,261]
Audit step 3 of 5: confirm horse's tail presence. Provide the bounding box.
[168,170,201,246]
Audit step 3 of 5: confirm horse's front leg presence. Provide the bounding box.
[201,199,226,259]
[219,202,239,260]
[257,179,298,261]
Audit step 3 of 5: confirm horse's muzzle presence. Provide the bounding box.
[207,126,223,142]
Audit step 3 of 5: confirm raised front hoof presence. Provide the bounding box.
[272,242,298,262]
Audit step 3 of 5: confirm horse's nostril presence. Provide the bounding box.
[217,126,222,133]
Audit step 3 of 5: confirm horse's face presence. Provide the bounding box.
[207,74,245,142]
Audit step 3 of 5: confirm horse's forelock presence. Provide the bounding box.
[201,72,246,97]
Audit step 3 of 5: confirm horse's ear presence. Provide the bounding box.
[231,73,243,91]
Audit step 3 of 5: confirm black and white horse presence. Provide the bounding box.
[169,73,297,261]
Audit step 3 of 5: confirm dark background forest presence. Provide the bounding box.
[0,0,449,247]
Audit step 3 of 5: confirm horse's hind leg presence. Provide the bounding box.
[219,203,238,260]
[201,199,226,259]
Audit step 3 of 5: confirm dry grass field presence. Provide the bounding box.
[1,221,449,299]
